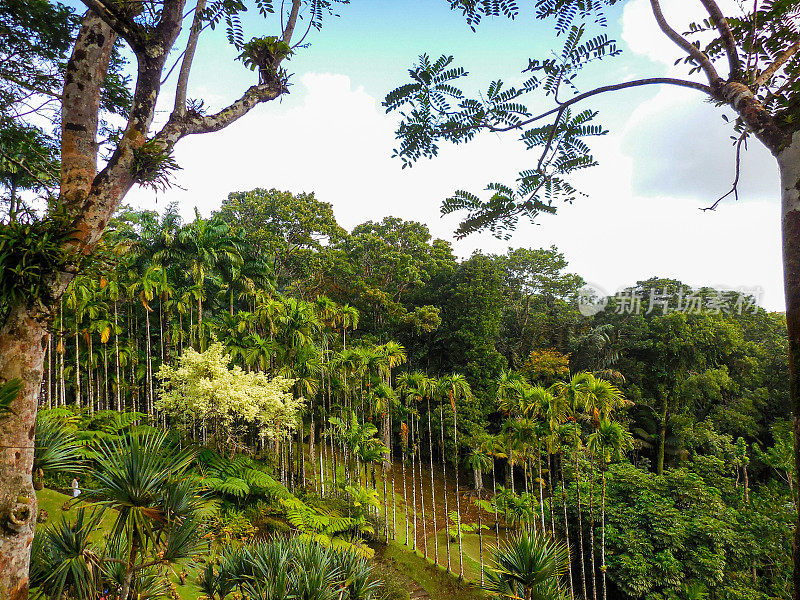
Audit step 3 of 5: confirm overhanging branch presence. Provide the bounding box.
[158,82,285,145]
[486,77,712,133]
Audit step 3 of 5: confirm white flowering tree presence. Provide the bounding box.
[157,343,302,451]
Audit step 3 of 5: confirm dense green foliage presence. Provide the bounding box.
[29,190,794,600]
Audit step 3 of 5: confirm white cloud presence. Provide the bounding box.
[621,0,744,68]
[125,68,785,311]
[619,85,778,200]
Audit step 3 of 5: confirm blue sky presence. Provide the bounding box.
[111,0,782,309]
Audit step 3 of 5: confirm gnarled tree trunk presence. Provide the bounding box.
[0,302,57,599]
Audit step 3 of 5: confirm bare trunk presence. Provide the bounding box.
[589,463,597,600]
[779,131,800,600]
[0,302,52,598]
[410,417,418,551]
[538,450,546,531]
[601,470,607,600]
[656,400,667,475]
[74,325,80,408]
[492,466,500,547]
[453,406,463,580]
[477,499,484,586]
[46,334,52,409]
[114,301,121,412]
[402,441,409,545]
[576,448,588,600]
[383,463,389,543]
[561,455,575,600]
[417,415,428,559]
[440,401,451,573]
[427,398,439,566]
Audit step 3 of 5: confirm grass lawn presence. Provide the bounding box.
[372,476,494,586]
[36,487,115,541]
[377,541,485,600]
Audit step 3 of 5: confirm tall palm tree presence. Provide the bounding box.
[568,372,627,600]
[397,371,427,555]
[337,304,359,350]
[128,264,167,417]
[587,419,633,600]
[469,442,494,585]
[437,373,472,580]
[371,382,397,540]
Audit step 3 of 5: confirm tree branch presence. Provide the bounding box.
[282,0,302,45]
[173,0,207,116]
[0,149,56,191]
[698,0,742,80]
[649,0,721,85]
[486,77,711,133]
[79,0,143,51]
[158,82,285,145]
[755,40,800,87]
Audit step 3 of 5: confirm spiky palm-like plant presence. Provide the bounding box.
[212,536,381,600]
[485,528,570,600]
[85,431,206,600]
[29,508,103,600]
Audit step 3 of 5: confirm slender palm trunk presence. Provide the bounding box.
[561,454,575,600]
[58,302,65,407]
[417,415,428,560]
[548,452,556,534]
[145,308,153,416]
[576,447,588,600]
[88,333,94,414]
[74,325,81,408]
[477,498,484,586]
[601,469,607,600]
[383,463,390,542]
[114,301,121,412]
[411,417,418,551]
[440,401,451,573]
[589,458,597,600]
[538,449,546,531]
[492,466,500,547]
[453,403,463,580]
[427,398,439,566]
[392,461,397,540]
[310,398,317,493]
[47,334,52,409]
[402,439,409,545]
[510,451,515,494]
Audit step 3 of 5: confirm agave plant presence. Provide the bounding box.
[484,528,570,600]
[212,536,381,600]
[29,508,104,600]
[84,431,207,600]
